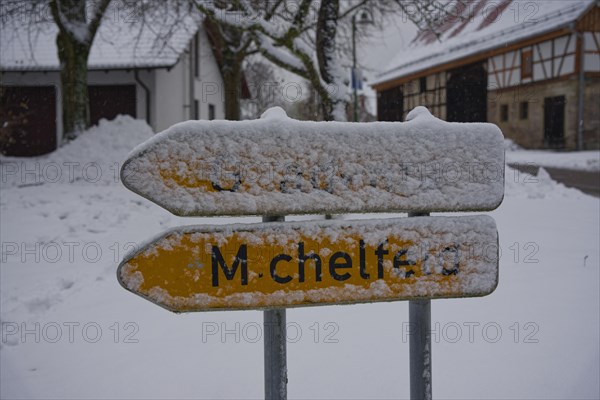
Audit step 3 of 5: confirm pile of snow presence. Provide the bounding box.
[504,166,587,200]
[0,116,154,189]
[503,139,523,152]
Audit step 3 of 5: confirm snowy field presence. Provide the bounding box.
[1,116,598,399]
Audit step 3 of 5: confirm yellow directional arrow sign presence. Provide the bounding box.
[118,216,498,312]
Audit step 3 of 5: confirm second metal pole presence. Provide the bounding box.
[408,212,432,400]
[409,299,432,400]
[263,215,287,400]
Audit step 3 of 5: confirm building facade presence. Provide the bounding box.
[373,0,600,150]
[1,15,227,157]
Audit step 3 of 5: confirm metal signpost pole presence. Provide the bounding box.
[408,212,431,400]
[263,215,287,400]
[409,299,431,400]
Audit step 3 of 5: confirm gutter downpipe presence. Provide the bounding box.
[572,23,585,150]
[134,69,151,127]
[189,41,195,120]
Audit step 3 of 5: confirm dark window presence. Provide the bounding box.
[500,104,509,122]
[521,50,533,79]
[446,61,487,123]
[194,100,199,119]
[519,102,528,120]
[377,86,404,121]
[194,32,200,78]
[419,77,427,93]
[208,104,215,120]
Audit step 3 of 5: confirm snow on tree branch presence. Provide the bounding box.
[50,0,110,45]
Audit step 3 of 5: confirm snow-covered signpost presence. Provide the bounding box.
[118,106,505,400]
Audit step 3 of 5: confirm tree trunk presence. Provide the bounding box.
[202,16,245,122]
[319,93,334,121]
[222,62,242,121]
[57,31,91,140]
[316,0,342,122]
[50,0,110,142]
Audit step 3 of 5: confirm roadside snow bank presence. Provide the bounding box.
[505,166,587,199]
[0,116,154,189]
[505,149,600,172]
[503,139,523,151]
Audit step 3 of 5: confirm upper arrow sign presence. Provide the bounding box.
[121,107,505,216]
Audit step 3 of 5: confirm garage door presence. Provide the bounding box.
[89,85,136,126]
[0,86,57,156]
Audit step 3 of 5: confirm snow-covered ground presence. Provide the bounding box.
[1,116,598,399]
[505,148,600,172]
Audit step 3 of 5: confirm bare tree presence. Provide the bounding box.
[1,0,111,140]
[194,0,463,122]
[2,0,204,141]
[202,15,249,121]
[194,1,268,120]
[242,58,280,119]
[194,0,343,121]
[48,0,111,139]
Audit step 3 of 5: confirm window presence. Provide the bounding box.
[500,104,509,122]
[377,86,404,121]
[208,104,215,120]
[419,77,427,93]
[521,50,533,79]
[194,100,199,119]
[194,32,200,78]
[519,102,528,120]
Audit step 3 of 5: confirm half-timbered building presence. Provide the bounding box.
[372,0,600,150]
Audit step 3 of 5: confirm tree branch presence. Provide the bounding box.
[87,0,112,40]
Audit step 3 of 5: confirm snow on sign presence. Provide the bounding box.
[117,216,499,312]
[120,107,505,216]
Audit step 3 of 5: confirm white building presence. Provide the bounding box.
[1,10,228,156]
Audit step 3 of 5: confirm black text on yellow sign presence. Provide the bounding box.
[118,216,499,312]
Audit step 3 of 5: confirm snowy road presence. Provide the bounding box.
[508,163,600,197]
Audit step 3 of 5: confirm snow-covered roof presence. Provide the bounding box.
[372,0,596,87]
[0,5,202,71]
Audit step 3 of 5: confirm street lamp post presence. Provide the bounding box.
[352,13,358,122]
[351,10,373,122]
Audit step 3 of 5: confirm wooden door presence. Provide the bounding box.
[0,86,57,156]
[544,96,565,149]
